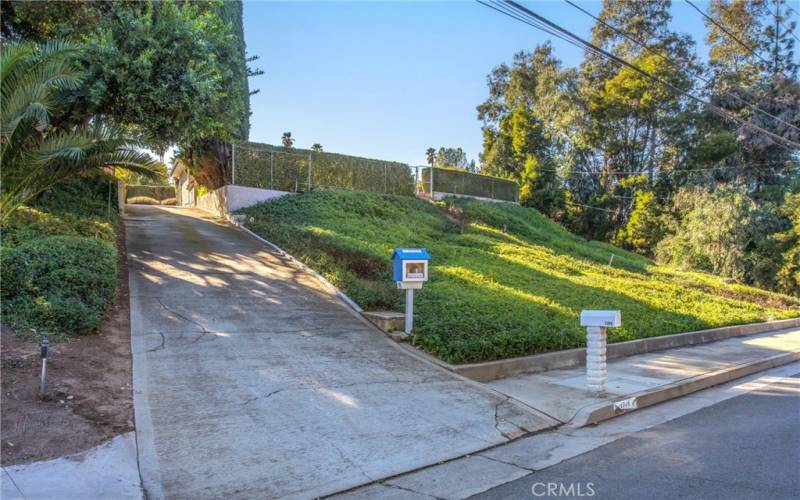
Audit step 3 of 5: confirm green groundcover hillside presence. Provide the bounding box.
[241,190,800,364]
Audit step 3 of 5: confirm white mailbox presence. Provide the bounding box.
[580,310,622,328]
[580,309,621,395]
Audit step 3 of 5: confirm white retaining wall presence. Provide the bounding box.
[195,185,289,218]
[430,191,518,204]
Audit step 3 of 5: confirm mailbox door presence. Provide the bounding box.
[403,260,428,282]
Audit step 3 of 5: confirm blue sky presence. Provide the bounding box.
[242,0,715,165]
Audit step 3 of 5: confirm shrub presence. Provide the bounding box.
[1,236,117,336]
[160,197,177,205]
[1,206,115,245]
[127,196,160,205]
[33,174,118,220]
[126,185,176,201]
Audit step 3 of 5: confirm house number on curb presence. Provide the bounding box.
[614,397,638,411]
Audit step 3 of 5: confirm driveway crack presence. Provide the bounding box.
[147,332,166,352]
[155,297,212,345]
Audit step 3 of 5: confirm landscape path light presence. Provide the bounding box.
[40,338,49,397]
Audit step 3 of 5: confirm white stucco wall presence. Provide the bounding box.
[195,185,290,219]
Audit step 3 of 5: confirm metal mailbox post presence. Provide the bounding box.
[392,248,431,334]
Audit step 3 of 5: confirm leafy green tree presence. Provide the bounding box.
[434,147,469,169]
[615,191,664,256]
[700,0,798,191]
[774,193,800,296]
[0,40,157,221]
[561,1,701,239]
[478,43,573,181]
[519,155,564,217]
[2,0,253,152]
[656,187,755,279]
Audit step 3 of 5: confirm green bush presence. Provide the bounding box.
[1,236,117,336]
[127,196,160,205]
[126,185,176,201]
[1,206,115,245]
[33,174,118,220]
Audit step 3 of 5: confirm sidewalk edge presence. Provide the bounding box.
[568,350,800,428]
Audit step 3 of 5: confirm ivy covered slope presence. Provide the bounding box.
[241,190,800,364]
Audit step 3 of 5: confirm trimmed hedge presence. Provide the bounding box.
[127,196,160,205]
[421,167,519,203]
[234,142,415,196]
[126,185,175,202]
[1,236,117,335]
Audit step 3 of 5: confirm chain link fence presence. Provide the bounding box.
[420,167,519,203]
[232,142,416,196]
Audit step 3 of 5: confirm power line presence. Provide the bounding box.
[684,0,773,67]
[566,201,618,213]
[484,1,800,150]
[764,1,800,44]
[548,163,799,177]
[562,0,799,133]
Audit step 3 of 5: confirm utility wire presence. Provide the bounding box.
[486,1,800,150]
[566,201,619,213]
[563,0,799,133]
[684,0,773,67]
[478,0,582,47]
[540,163,799,177]
[764,1,800,44]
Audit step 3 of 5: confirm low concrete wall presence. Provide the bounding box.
[414,317,800,382]
[430,192,518,204]
[196,185,289,218]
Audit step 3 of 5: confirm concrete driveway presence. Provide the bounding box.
[125,205,556,499]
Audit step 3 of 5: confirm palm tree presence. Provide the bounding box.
[281,131,294,149]
[1,40,157,222]
[311,143,323,152]
[425,147,436,166]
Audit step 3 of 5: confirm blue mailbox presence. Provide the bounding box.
[392,248,431,334]
[392,248,431,288]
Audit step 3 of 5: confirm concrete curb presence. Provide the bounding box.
[439,317,800,382]
[567,349,800,428]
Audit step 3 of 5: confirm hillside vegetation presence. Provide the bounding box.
[241,190,799,363]
[1,176,119,337]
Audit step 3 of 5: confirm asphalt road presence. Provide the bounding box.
[474,374,800,500]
